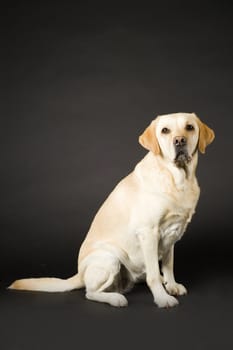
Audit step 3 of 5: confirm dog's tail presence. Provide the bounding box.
[8,273,84,292]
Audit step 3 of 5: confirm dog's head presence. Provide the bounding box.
[139,113,215,168]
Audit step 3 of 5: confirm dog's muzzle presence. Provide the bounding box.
[173,136,191,168]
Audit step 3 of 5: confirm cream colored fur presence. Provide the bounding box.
[9,113,215,308]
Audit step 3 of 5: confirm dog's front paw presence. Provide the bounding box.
[164,282,187,296]
[154,294,179,308]
[153,285,179,308]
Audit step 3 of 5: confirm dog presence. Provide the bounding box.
[9,113,215,308]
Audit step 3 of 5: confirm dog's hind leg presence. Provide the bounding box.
[83,256,128,307]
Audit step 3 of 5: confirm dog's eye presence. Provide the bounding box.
[186,124,194,131]
[161,127,170,134]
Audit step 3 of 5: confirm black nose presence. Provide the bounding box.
[173,136,187,147]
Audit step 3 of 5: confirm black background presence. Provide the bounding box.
[1,1,233,349]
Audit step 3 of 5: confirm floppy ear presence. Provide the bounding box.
[138,120,160,155]
[196,117,215,154]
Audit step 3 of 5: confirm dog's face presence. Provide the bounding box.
[156,113,200,168]
[139,113,215,168]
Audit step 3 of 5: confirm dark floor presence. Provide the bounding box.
[1,275,233,350]
[1,232,233,350]
[0,282,232,350]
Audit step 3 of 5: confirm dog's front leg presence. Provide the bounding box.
[138,229,178,308]
[162,245,187,296]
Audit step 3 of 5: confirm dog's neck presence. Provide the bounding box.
[166,151,198,183]
[136,151,199,192]
[165,153,198,190]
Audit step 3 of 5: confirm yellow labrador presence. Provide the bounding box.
[9,113,215,308]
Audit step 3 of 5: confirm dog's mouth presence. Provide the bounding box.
[174,149,192,168]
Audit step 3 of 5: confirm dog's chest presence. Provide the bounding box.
[158,213,189,255]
